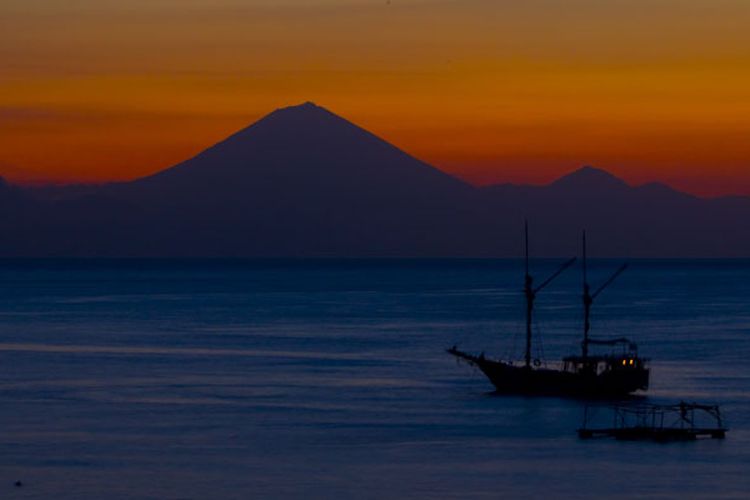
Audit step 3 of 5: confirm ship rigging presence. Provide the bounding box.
[448,224,649,397]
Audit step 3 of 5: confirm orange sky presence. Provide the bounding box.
[2,0,750,196]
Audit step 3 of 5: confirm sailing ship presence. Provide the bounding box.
[448,225,649,397]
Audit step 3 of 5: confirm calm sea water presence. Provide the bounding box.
[0,259,748,499]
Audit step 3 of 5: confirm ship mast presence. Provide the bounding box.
[524,222,533,368]
[582,231,592,359]
[581,230,628,359]
[523,221,576,368]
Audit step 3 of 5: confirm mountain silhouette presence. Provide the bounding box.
[101,102,481,256]
[2,103,750,257]
[482,167,750,257]
[550,166,629,192]
[135,102,469,195]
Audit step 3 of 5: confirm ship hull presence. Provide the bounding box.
[449,349,649,397]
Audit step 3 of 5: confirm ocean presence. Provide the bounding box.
[1,259,748,499]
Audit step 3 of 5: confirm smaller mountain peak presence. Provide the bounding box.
[572,165,618,179]
[550,165,629,192]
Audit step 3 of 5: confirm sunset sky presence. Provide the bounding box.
[2,0,750,196]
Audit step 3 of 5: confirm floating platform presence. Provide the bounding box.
[578,402,727,442]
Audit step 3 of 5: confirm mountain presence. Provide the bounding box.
[101,102,484,256]
[482,166,750,257]
[549,165,630,193]
[2,104,750,257]
[133,102,469,195]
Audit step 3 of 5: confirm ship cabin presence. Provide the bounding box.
[562,336,648,376]
[562,354,647,376]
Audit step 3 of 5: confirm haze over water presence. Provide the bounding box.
[1,259,748,499]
